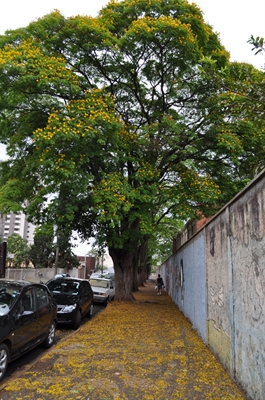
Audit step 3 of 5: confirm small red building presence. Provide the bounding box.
[76,256,96,279]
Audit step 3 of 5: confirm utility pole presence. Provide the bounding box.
[54,244,59,275]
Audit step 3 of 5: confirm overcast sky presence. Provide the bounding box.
[0,0,264,69]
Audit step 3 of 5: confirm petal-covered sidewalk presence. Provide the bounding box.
[0,284,247,399]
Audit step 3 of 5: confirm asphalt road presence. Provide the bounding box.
[2,303,105,382]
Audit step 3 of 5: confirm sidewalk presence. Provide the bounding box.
[0,283,247,400]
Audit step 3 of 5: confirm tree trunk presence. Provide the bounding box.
[137,239,150,286]
[109,246,136,302]
[132,251,138,292]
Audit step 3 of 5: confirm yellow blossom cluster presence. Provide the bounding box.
[0,38,79,87]
[178,166,221,201]
[126,15,195,45]
[217,129,243,154]
[135,161,159,182]
[32,89,122,170]
[93,173,136,223]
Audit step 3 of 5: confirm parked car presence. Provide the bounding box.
[89,272,105,279]
[46,277,93,329]
[92,273,115,282]
[54,273,71,279]
[0,279,57,382]
[89,273,100,279]
[89,277,115,305]
[103,273,115,282]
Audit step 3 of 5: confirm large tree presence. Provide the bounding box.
[0,0,264,300]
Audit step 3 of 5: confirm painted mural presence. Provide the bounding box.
[209,284,224,331]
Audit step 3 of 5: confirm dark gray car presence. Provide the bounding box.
[46,277,93,329]
[0,279,57,381]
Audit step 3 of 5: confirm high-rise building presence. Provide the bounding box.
[0,147,36,244]
[0,211,35,244]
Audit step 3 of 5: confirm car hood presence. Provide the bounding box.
[51,292,78,305]
[0,303,10,316]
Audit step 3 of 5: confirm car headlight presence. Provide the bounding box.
[61,304,77,313]
[98,293,107,296]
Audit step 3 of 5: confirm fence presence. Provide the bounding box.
[4,267,80,283]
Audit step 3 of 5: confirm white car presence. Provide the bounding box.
[89,277,115,305]
[89,272,101,279]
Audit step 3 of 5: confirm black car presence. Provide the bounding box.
[46,277,94,329]
[0,279,57,382]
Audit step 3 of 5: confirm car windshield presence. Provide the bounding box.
[47,281,80,295]
[0,282,21,315]
[89,279,109,288]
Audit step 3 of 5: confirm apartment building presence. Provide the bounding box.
[0,211,35,244]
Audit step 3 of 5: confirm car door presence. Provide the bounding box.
[35,286,53,340]
[107,281,115,300]
[85,281,93,310]
[12,288,39,357]
[79,281,91,316]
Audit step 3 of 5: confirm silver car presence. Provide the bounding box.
[89,278,115,305]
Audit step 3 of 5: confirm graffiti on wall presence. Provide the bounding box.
[243,260,265,326]
[232,191,264,246]
[251,192,264,240]
[210,284,224,331]
[210,227,215,256]
[173,259,185,305]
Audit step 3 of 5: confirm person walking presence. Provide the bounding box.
[156,274,164,295]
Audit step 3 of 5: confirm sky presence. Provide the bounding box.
[0,0,264,256]
[0,0,264,69]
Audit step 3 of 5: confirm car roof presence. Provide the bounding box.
[0,278,34,287]
[89,277,111,281]
[47,277,88,283]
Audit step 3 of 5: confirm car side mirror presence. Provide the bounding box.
[14,305,24,319]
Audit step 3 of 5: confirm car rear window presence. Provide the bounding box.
[89,279,109,288]
[48,280,80,295]
[0,282,21,314]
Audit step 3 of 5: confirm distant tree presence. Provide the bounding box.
[29,232,54,268]
[149,217,184,268]
[248,35,265,56]
[56,232,80,271]
[212,61,265,177]
[88,244,107,274]
[6,233,30,268]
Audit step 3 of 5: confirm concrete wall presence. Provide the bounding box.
[161,170,265,400]
[229,179,265,399]
[206,209,232,373]
[163,230,207,342]
[4,256,97,283]
[5,267,79,283]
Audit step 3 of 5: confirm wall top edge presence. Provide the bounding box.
[167,168,265,259]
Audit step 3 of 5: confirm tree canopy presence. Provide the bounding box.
[0,0,264,300]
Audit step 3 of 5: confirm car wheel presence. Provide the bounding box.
[72,310,81,330]
[0,344,9,382]
[87,303,93,318]
[42,321,56,348]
